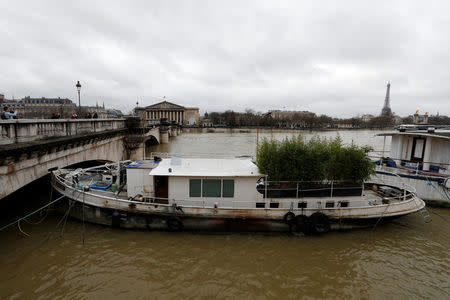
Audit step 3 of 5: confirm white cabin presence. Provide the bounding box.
[147,157,264,207]
[379,126,450,175]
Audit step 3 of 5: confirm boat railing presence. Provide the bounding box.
[258,180,365,199]
[369,154,450,176]
[258,179,417,202]
[370,170,418,201]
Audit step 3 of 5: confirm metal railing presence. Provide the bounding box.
[369,154,450,171]
[257,180,365,199]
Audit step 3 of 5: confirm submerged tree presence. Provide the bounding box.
[256,135,375,182]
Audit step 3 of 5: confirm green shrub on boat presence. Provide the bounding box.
[256,135,375,186]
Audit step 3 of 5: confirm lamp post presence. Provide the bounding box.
[76,81,82,115]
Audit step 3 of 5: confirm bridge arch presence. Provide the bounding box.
[145,135,159,147]
[0,135,125,200]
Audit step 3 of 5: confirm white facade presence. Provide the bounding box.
[166,176,263,208]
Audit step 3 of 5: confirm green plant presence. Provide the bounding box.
[256,135,375,183]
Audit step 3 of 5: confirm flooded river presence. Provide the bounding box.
[1,129,449,299]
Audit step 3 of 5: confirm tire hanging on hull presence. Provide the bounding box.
[283,212,296,224]
[292,215,312,235]
[309,212,331,234]
[167,216,183,231]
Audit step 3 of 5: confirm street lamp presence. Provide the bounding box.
[76,81,81,115]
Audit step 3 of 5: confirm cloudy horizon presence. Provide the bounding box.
[1,0,450,117]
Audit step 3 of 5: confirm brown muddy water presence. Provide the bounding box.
[1,129,449,299]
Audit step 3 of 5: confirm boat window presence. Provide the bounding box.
[298,202,307,208]
[202,179,222,197]
[270,202,279,208]
[340,201,349,207]
[256,202,265,208]
[222,180,234,197]
[189,179,201,197]
[326,201,334,208]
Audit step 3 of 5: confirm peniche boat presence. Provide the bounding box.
[373,124,450,207]
[51,154,426,234]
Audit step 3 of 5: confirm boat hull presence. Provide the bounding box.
[374,167,450,207]
[52,188,423,234]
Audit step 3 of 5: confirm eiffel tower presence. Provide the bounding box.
[381,81,392,116]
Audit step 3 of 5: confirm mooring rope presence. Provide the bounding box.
[426,206,449,224]
[425,176,450,203]
[371,202,391,232]
[0,188,76,232]
[17,220,31,237]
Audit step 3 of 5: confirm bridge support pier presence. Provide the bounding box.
[160,130,169,144]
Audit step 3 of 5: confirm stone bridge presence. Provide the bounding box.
[0,118,181,200]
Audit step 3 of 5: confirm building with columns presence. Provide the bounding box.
[136,101,199,126]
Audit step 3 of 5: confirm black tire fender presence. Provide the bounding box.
[167,216,183,231]
[309,212,331,234]
[283,211,296,224]
[293,215,311,235]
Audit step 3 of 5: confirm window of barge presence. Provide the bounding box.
[189,179,235,198]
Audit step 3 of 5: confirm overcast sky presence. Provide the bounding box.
[1,0,450,117]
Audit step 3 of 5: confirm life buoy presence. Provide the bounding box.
[309,212,331,234]
[167,216,183,231]
[292,215,311,235]
[283,211,296,224]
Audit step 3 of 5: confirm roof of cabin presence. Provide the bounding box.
[378,130,450,140]
[149,158,264,177]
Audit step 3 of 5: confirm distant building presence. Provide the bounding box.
[83,102,107,118]
[361,114,374,122]
[185,107,200,126]
[201,118,213,127]
[337,123,353,129]
[136,100,199,126]
[380,82,393,117]
[20,96,75,118]
[0,94,121,119]
[412,111,429,124]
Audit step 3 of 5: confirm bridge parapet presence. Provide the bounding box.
[0,119,126,145]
